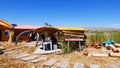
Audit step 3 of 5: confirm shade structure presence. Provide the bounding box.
[14,24,41,30]
[35,26,59,34]
[55,26,86,31]
[0,19,13,29]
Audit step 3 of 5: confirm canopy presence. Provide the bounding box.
[55,26,86,31]
[14,24,41,30]
[35,26,59,34]
[0,19,13,29]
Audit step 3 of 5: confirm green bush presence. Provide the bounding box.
[61,36,80,53]
[87,32,108,42]
[61,31,120,53]
[110,31,120,43]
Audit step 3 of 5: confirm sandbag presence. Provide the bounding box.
[114,43,120,47]
[106,44,119,53]
[109,53,120,57]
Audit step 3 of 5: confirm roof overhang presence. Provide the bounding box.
[0,19,13,29]
[55,26,86,31]
[35,26,60,34]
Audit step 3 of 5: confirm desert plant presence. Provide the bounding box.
[87,32,108,42]
[61,36,80,53]
[110,31,120,43]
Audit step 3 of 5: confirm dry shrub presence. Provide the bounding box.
[1,41,120,68]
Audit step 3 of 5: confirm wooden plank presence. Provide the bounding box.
[14,53,30,58]
[91,54,109,57]
[4,46,23,52]
[29,57,48,63]
[4,51,15,55]
[105,64,118,68]
[43,59,57,67]
[65,38,84,41]
[13,53,30,58]
[90,64,100,68]
[57,61,69,68]
[20,55,38,61]
[73,62,84,68]
[13,53,28,57]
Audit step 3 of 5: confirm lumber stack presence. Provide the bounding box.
[105,44,119,53]
[109,53,120,57]
[104,43,120,57]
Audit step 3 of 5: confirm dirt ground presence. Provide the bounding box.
[0,41,120,68]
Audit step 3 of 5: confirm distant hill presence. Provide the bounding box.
[83,27,119,33]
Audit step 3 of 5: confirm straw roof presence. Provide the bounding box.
[35,26,59,34]
[0,19,13,29]
[55,26,86,31]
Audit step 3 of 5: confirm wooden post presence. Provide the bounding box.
[8,30,14,43]
[79,41,81,52]
[67,41,70,53]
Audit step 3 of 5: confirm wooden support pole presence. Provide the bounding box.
[79,41,81,52]
[8,30,14,43]
[67,41,70,53]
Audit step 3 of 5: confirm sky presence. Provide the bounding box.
[0,0,120,28]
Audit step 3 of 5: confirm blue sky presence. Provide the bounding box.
[0,0,120,28]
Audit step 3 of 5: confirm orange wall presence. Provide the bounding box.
[0,29,9,41]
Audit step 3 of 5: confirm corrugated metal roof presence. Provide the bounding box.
[14,24,41,30]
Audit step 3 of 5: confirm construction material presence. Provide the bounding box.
[29,57,48,63]
[4,51,15,55]
[91,54,108,57]
[13,53,30,58]
[73,62,84,68]
[114,43,120,47]
[83,50,89,56]
[57,61,69,68]
[4,46,23,52]
[43,59,57,67]
[106,44,119,53]
[90,64,100,68]
[105,64,118,68]
[105,44,111,50]
[20,55,37,61]
[109,53,120,57]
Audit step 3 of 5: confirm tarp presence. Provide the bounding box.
[0,19,13,29]
[55,26,86,31]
